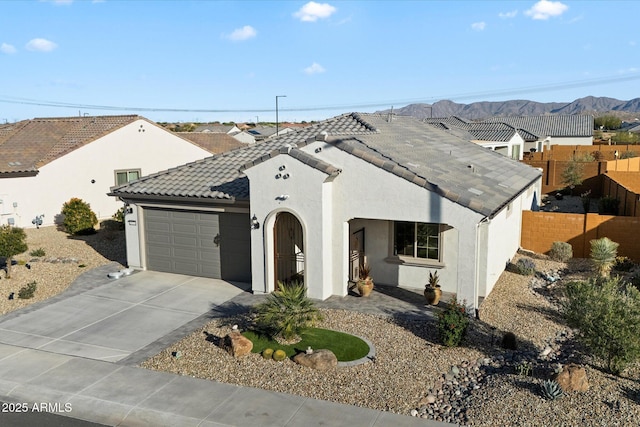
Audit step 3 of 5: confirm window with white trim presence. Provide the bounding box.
[393,221,440,260]
[115,169,141,186]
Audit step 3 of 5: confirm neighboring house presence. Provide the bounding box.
[483,114,593,148]
[193,124,241,135]
[231,131,257,145]
[110,113,541,309]
[176,132,246,153]
[424,118,534,160]
[426,114,594,155]
[0,115,217,228]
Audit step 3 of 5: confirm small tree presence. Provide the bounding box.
[0,225,28,279]
[563,277,640,375]
[560,157,584,195]
[253,282,323,341]
[590,237,619,277]
[61,198,98,235]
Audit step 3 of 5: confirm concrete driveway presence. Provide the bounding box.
[0,269,250,362]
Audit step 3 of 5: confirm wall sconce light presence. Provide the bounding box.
[126,207,133,214]
[251,214,260,230]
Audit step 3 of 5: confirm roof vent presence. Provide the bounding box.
[467,164,476,173]
[315,131,328,142]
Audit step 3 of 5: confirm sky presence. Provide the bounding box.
[1,0,639,124]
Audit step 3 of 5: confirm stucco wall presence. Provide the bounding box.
[0,120,213,228]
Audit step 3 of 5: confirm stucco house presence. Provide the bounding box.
[110,113,542,309]
[0,115,219,228]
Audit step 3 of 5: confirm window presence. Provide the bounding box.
[115,169,141,186]
[394,221,440,260]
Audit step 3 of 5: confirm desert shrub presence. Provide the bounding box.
[598,196,620,215]
[613,256,635,272]
[29,248,46,257]
[0,225,28,279]
[590,237,619,277]
[619,151,638,159]
[437,296,470,347]
[512,258,536,276]
[112,207,125,224]
[629,272,640,289]
[61,198,98,235]
[562,276,640,375]
[253,282,323,341]
[18,281,37,299]
[549,242,573,262]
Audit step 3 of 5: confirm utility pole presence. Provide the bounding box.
[276,95,287,137]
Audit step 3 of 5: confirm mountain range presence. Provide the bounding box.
[377,96,640,120]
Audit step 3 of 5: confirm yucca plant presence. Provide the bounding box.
[541,380,563,400]
[590,237,619,277]
[253,281,323,341]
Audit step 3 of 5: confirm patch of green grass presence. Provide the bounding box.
[243,328,369,361]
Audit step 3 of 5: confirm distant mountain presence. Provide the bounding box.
[378,96,640,120]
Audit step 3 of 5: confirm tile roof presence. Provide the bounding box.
[175,132,246,154]
[425,118,540,142]
[240,146,341,177]
[0,115,142,174]
[483,114,593,137]
[110,113,541,217]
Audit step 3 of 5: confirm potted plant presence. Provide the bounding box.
[357,264,374,297]
[424,270,442,305]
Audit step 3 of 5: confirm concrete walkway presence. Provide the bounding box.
[0,265,453,427]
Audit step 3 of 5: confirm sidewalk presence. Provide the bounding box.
[0,343,452,427]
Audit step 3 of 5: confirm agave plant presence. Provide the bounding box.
[590,237,619,277]
[541,379,563,400]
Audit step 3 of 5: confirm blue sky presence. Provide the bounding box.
[1,0,639,123]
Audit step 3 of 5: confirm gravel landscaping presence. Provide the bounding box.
[4,225,640,426]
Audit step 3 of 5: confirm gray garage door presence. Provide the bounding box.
[144,208,251,282]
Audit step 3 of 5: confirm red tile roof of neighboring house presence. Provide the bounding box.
[175,132,246,155]
[0,115,142,174]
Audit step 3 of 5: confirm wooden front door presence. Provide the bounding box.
[274,212,304,288]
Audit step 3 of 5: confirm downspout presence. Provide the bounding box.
[475,216,491,317]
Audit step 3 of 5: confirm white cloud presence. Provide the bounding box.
[26,38,57,52]
[471,22,486,31]
[1,43,17,54]
[304,62,326,75]
[499,10,518,18]
[619,67,639,74]
[525,0,568,20]
[294,2,336,22]
[225,25,257,41]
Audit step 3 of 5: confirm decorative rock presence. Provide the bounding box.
[223,331,253,358]
[554,363,589,392]
[293,349,337,371]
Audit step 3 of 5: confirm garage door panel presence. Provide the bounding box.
[145,208,249,281]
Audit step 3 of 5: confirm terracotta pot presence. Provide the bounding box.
[357,279,374,297]
[424,286,442,305]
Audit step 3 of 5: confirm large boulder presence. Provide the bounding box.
[224,331,253,358]
[554,363,589,392]
[293,349,337,371]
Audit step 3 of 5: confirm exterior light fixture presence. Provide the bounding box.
[251,215,260,230]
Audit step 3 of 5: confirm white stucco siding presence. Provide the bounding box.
[548,136,593,146]
[480,180,540,298]
[0,120,212,228]
[302,140,485,305]
[243,153,334,300]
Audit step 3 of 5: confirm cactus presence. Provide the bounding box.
[262,348,274,359]
[272,349,287,362]
[541,380,563,400]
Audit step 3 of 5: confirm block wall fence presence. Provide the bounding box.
[521,211,640,261]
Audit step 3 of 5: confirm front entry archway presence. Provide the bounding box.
[273,212,305,288]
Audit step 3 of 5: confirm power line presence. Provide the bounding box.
[1,72,639,115]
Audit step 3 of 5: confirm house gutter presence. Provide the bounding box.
[474,216,490,313]
[488,172,541,219]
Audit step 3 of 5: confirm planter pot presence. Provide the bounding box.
[357,279,374,297]
[424,286,442,305]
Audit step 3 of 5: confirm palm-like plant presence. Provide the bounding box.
[253,281,323,341]
[590,237,619,277]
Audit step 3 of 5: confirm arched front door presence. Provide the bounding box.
[273,212,304,289]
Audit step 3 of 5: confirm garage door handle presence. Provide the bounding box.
[214,234,221,247]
